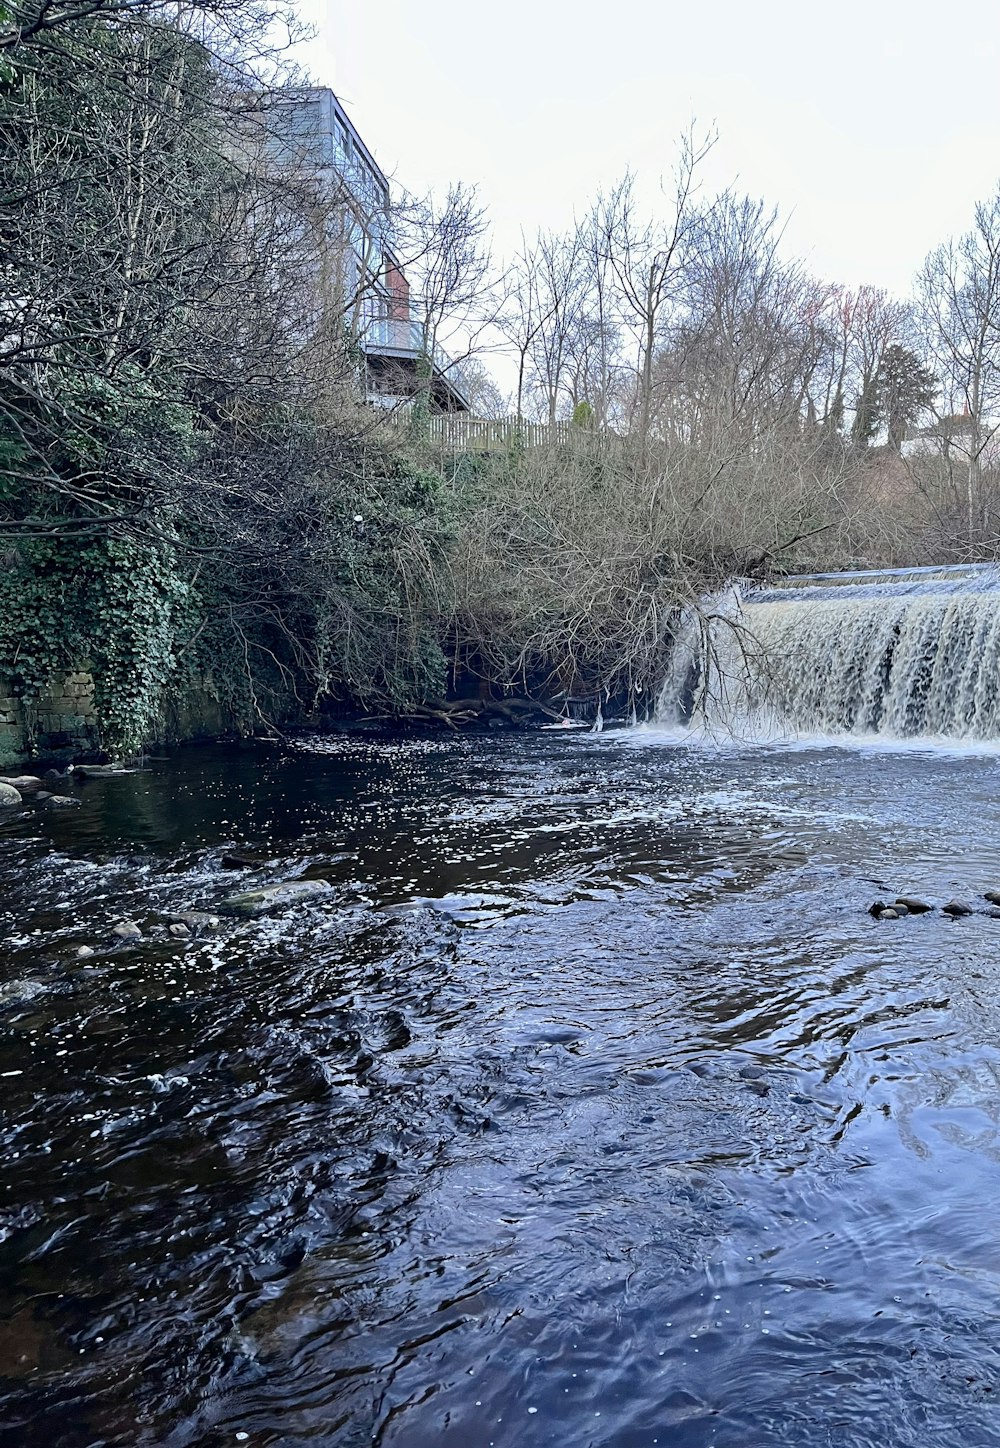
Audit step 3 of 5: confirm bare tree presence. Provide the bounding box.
[593,129,714,443]
[394,181,495,421]
[664,191,819,446]
[917,188,1000,539]
[496,234,558,421]
[844,287,911,445]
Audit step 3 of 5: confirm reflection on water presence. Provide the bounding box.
[2,731,1000,1447]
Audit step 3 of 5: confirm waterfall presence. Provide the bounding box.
[657,563,1000,742]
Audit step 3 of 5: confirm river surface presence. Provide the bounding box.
[3,729,1000,1447]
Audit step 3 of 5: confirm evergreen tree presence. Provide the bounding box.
[872,344,937,452]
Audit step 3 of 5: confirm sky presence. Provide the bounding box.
[294,0,1000,304]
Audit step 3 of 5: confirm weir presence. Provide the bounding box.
[658,562,1000,742]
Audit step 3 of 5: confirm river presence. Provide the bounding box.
[2,729,1000,1447]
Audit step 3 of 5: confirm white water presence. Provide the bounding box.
[657,564,1000,743]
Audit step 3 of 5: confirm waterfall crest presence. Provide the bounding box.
[657,564,1000,742]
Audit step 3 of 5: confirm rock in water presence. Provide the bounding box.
[73,764,136,778]
[896,896,933,913]
[0,782,22,807]
[168,911,222,934]
[984,890,1000,906]
[877,907,900,920]
[111,921,142,940]
[0,979,45,1006]
[868,900,887,917]
[219,849,268,870]
[0,776,44,792]
[43,794,81,810]
[942,899,974,917]
[218,879,333,918]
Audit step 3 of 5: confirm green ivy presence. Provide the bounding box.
[0,535,191,755]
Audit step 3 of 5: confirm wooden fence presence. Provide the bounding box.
[384,412,619,455]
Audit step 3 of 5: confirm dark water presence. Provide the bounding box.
[3,729,1000,1447]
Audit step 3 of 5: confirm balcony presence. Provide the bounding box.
[357,309,472,413]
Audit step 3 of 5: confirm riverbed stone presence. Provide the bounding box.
[0,782,22,807]
[111,920,142,940]
[984,890,1000,906]
[168,922,191,938]
[43,794,81,809]
[0,776,44,792]
[896,896,933,914]
[942,899,974,917]
[877,908,900,920]
[218,879,333,918]
[75,946,95,959]
[868,900,887,917]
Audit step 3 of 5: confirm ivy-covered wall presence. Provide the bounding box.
[0,668,243,765]
[0,537,275,763]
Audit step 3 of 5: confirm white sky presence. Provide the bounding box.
[296,0,999,300]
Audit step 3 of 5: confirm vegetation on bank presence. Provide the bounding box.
[4,0,1000,753]
[1,0,452,750]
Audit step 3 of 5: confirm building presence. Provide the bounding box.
[268,87,471,413]
[900,411,1000,468]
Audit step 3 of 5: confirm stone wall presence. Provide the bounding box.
[0,688,21,767]
[0,670,243,763]
[0,670,101,765]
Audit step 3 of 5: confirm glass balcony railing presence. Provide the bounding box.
[358,305,473,407]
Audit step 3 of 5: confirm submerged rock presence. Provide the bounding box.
[896,896,933,914]
[73,764,136,778]
[219,849,270,870]
[169,911,222,934]
[942,899,974,917]
[0,979,46,1006]
[0,782,22,808]
[43,794,81,810]
[218,879,333,918]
